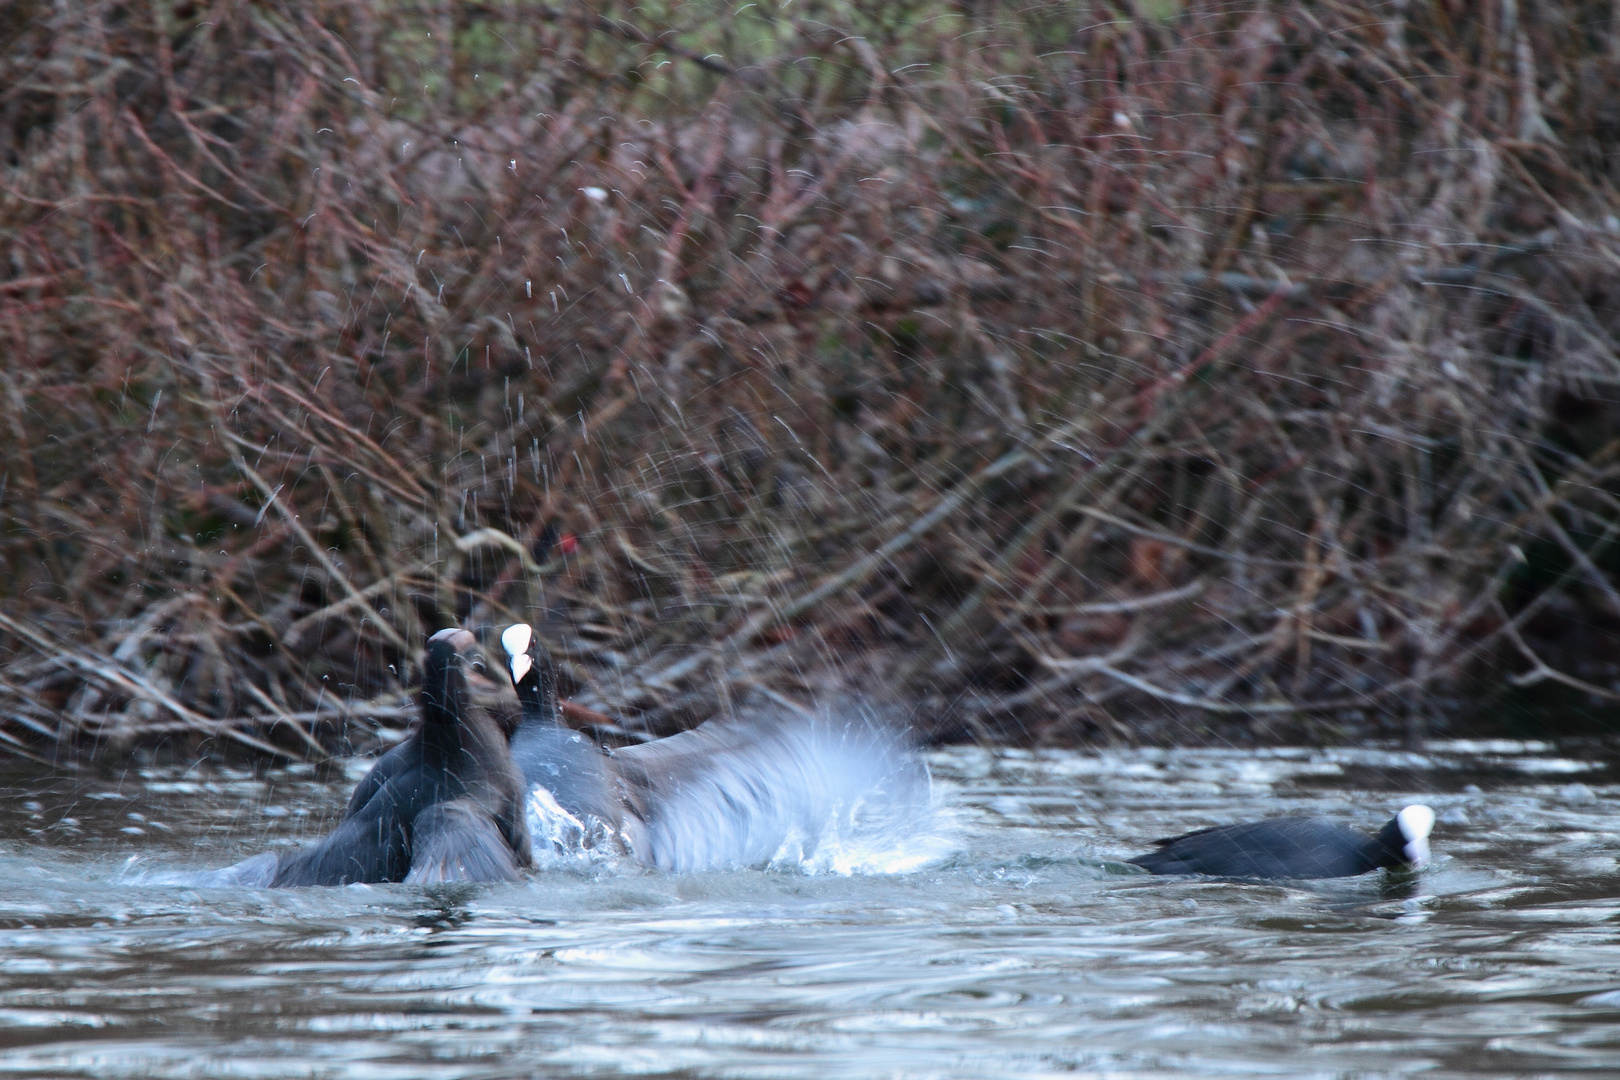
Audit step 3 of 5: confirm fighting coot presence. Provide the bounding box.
[341,634,521,820]
[498,622,627,830]
[500,623,933,872]
[269,628,532,886]
[1127,805,1435,879]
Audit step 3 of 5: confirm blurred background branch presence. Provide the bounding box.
[3,0,1620,762]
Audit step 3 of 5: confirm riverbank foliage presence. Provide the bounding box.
[4,0,1620,762]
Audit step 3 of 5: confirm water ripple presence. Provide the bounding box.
[0,742,1618,1077]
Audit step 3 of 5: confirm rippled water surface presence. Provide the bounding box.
[2,740,1619,1078]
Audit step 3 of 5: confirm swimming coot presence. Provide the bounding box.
[500,622,933,872]
[269,628,533,886]
[1126,805,1435,879]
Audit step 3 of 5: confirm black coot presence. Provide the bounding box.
[338,629,521,821]
[269,628,532,886]
[1127,805,1435,879]
[498,622,626,828]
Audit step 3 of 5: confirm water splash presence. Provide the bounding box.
[128,701,950,886]
[524,784,631,868]
[531,700,948,876]
[123,850,279,888]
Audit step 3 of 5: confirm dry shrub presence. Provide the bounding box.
[3,0,1620,760]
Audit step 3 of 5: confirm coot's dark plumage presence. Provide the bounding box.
[405,799,530,884]
[499,623,626,829]
[1127,805,1435,879]
[340,637,522,820]
[269,628,532,886]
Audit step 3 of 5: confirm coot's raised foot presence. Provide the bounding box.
[405,798,528,884]
[1127,805,1436,879]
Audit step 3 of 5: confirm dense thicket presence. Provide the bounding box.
[4,0,1620,761]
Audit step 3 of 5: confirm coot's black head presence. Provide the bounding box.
[500,622,560,726]
[422,628,521,735]
[1373,804,1436,871]
[421,628,474,726]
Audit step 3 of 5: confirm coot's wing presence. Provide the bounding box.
[1143,823,1225,848]
[405,799,524,884]
[1216,819,1374,877]
[609,716,796,847]
[273,774,418,886]
[609,723,734,813]
[609,711,929,873]
[343,737,420,819]
[1128,818,1374,878]
[1128,822,1305,877]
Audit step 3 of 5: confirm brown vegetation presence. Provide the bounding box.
[4,0,1620,763]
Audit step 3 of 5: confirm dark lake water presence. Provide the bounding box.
[1,739,1617,1078]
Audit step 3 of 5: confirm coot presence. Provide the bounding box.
[269,628,532,886]
[341,633,521,819]
[1127,805,1435,879]
[500,622,933,872]
[499,622,626,829]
